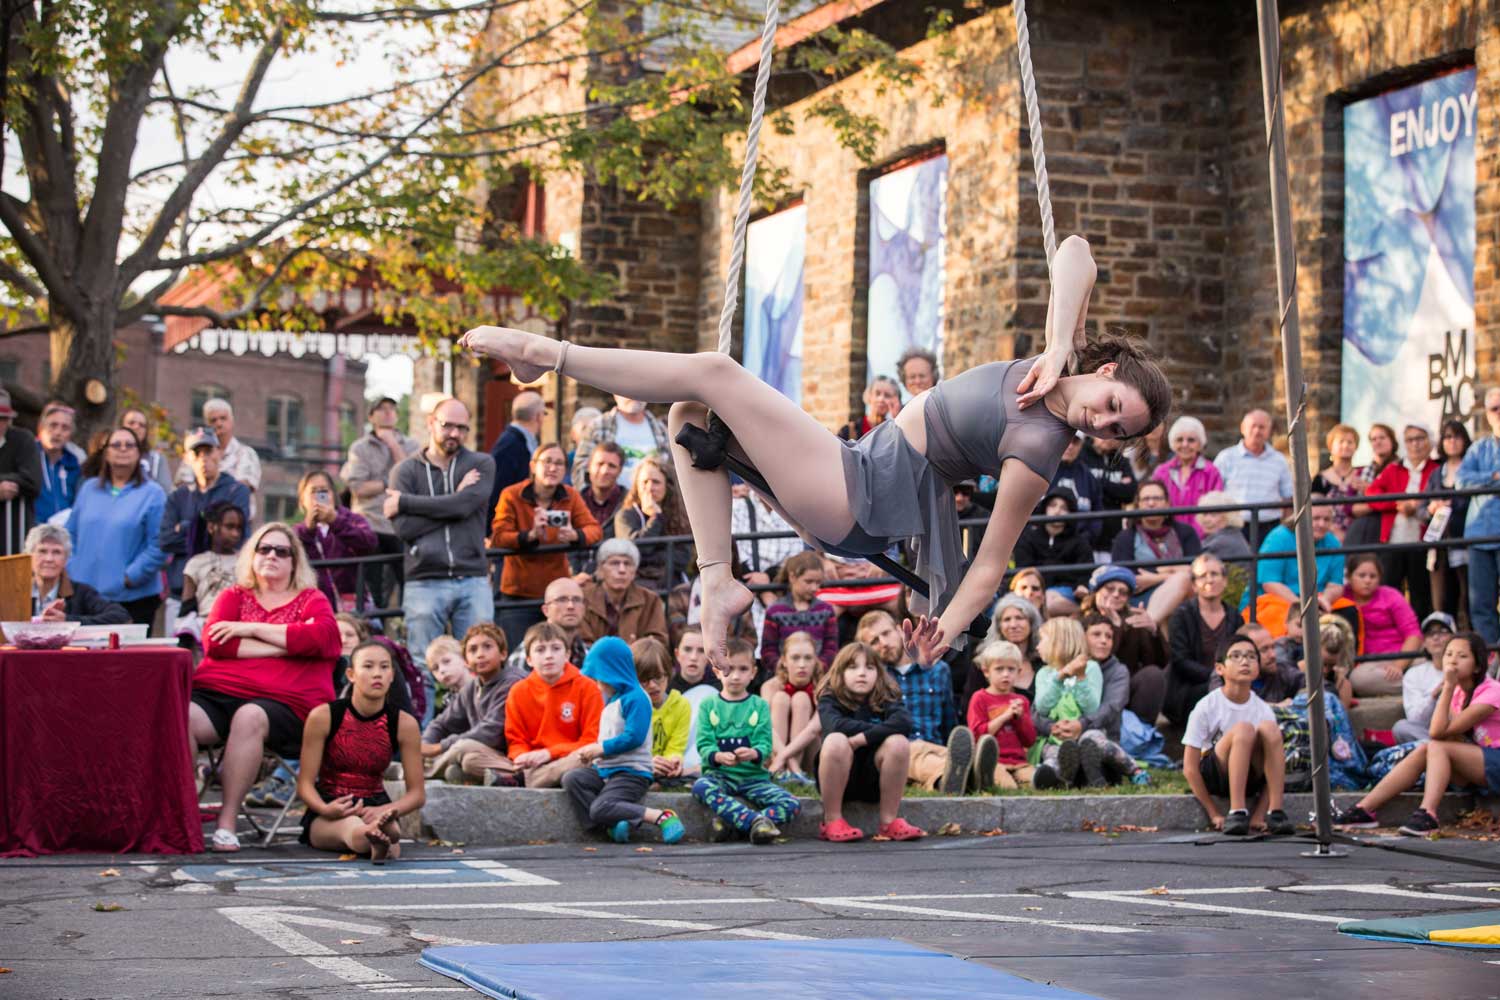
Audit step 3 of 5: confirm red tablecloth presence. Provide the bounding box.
[0,647,203,856]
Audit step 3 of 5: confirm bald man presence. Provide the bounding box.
[1213,408,1293,540]
[488,390,548,525]
[389,397,497,724]
[505,575,592,673]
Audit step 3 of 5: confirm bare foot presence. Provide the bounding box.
[458,325,557,384]
[698,568,754,669]
[366,824,391,865]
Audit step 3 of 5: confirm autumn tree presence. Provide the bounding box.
[0,0,942,431]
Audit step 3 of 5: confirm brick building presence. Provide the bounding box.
[456,0,1500,467]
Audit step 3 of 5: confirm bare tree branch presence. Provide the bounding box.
[311,0,527,24]
[143,0,592,274]
[0,255,45,300]
[118,19,286,288]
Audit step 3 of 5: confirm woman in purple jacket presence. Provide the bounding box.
[295,470,377,612]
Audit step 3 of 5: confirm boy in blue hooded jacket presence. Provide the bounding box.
[563,637,686,844]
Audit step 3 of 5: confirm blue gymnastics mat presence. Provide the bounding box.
[419,937,1102,999]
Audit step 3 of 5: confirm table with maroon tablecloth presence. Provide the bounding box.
[0,647,203,856]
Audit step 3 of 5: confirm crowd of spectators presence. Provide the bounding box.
[20,357,1500,850]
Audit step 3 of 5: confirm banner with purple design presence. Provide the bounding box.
[868,153,947,394]
[1343,69,1477,458]
[743,204,805,402]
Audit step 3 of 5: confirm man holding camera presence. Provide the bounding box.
[490,442,602,649]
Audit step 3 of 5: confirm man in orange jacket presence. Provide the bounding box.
[504,620,604,788]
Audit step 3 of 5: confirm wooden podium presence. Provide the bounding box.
[0,553,32,622]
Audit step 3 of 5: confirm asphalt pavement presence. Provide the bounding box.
[5,830,1500,999]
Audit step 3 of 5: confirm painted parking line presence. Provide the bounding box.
[349,892,1138,936]
[218,907,472,993]
[1064,889,1346,924]
[174,858,557,891]
[1281,883,1500,904]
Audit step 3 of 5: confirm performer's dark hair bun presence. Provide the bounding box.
[1076,329,1172,440]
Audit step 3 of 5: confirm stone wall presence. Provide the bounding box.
[694,0,1500,463]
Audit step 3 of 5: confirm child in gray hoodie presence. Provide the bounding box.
[562,637,686,844]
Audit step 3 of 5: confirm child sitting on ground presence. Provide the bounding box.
[692,638,802,844]
[759,551,839,675]
[1335,632,1500,836]
[762,630,823,779]
[781,640,924,843]
[968,641,1037,790]
[1182,633,1296,836]
[420,623,526,785]
[424,635,472,714]
[563,637,685,843]
[632,636,694,786]
[505,622,604,788]
[296,641,425,864]
[1285,617,1367,791]
[670,625,719,693]
[1031,618,1098,788]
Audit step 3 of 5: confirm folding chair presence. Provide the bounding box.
[196,745,304,846]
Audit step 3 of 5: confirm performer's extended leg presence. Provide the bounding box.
[461,326,857,664]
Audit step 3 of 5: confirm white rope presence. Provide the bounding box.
[716,0,782,356]
[1014,0,1056,267]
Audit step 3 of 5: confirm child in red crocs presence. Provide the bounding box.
[798,640,926,842]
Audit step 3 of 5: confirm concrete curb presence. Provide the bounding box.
[387,782,1478,844]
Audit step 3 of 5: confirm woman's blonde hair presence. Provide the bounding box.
[1009,566,1045,594]
[817,641,900,713]
[1197,490,1244,529]
[1318,614,1356,677]
[1037,617,1087,670]
[235,523,318,593]
[1325,423,1359,452]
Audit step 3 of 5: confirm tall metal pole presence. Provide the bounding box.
[1254,0,1341,854]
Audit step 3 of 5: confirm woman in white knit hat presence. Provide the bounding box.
[1151,415,1223,538]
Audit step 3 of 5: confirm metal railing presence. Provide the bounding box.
[309,483,1500,629]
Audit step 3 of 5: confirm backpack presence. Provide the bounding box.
[1274,704,1315,793]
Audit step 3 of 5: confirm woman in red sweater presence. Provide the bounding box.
[190,523,342,853]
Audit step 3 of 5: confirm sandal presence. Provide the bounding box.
[818,818,864,842]
[877,817,927,841]
[210,828,241,853]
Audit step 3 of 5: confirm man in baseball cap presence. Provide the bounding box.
[160,426,251,601]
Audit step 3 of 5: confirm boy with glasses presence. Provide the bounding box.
[1182,633,1295,837]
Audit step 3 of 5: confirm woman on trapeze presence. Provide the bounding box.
[460,235,1172,667]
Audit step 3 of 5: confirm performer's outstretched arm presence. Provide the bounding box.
[932,458,1050,655]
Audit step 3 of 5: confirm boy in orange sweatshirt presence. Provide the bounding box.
[504,621,604,788]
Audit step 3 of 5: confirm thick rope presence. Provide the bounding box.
[716,0,782,356]
[1014,0,1056,267]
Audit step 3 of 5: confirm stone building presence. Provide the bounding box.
[455,0,1500,466]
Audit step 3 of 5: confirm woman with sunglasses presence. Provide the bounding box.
[65,427,166,626]
[189,524,342,852]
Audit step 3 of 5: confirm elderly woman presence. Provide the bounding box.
[1152,416,1223,538]
[294,470,377,612]
[25,524,130,624]
[65,428,166,626]
[189,523,342,853]
[1312,423,1362,540]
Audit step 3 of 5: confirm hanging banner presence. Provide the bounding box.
[1342,68,1477,457]
[868,153,947,395]
[742,205,806,402]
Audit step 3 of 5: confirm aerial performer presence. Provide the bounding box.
[460,235,1171,667]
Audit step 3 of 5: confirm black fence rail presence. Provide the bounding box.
[309,484,1500,630]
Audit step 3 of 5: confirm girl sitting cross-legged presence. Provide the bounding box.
[761,630,823,780]
[296,641,426,864]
